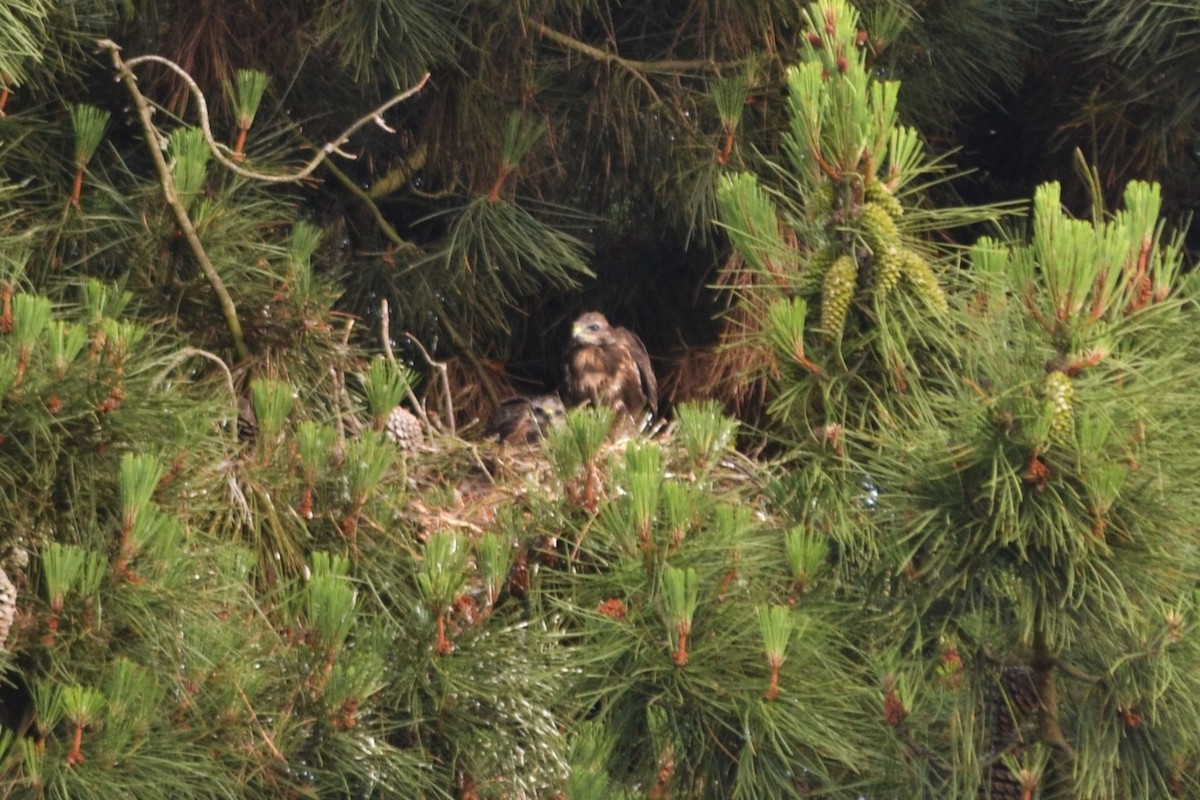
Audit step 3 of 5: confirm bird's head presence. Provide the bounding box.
[571,311,612,346]
[530,394,566,428]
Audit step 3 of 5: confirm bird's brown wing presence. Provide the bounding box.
[616,327,657,412]
[484,397,534,444]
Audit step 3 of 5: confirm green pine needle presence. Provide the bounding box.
[343,431,394,502]
[229,68,269,130]
[296,420,336,477]
[361,357,414,425]
[784,526,829,591]
[660,481,697,549]
[11,292,50,350]
[119,452,163,529]
[310,550,351,580]
[104,658,162,737]
[60,684,105,726]
[47,319,86,377]
[765,297,810,364]
[68,103,111,166]
[0,352,13,397]
[76,549,106,596]
[758,604,797,662]
[500,110,546,171]
[30,681,62,731]
[547,406,614,481]
[476,532,513,607]
[41,542,86,607]
[661,565,699,627]
[99,318,147,360]
[623,440,662,546]
[884,125,925,187]
[712,70,750,128]
[417,530,471,610]
[674,400,738,469]
[305,568,357,652]
[81,278,132,324]
[250,377,295,444]
[717,172,793,274]
[288,221,322,268]
[168,126,212,202]
[130,507,184,565]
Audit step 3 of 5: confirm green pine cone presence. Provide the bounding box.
[806,182,837,222]
[1042,370,1075,445]
[875,246,903,298]
[820,254,857,337]
[864,180,904,219]
[859,201,901,249]
[899,250,949,313]
[797,243,839,297]
[860,202,903,296]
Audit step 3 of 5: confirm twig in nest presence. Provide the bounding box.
[330,316,359,450]
[380,298,431,430]
[405,331,455,436]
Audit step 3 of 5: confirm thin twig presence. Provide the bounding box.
[97,39,430,185]
[1052,657,1104,684]
[150,347,240,441]
[405,331,455,436]
[238,688,288,763]
[367,142,428,200]
[100,40,249,360]
[380,298,431,430]
[149,347,236,400]
[320,156,417,252]
[330,317,357,450]
[535,24,661,102]
[534,23,732,75]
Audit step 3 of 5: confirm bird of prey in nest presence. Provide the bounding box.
[484,394,566,444]
[565,311,657,420]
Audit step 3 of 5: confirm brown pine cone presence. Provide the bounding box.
[0,567,15,652]
[384,406,425,450]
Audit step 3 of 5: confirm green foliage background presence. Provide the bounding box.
[1,0,1199,798]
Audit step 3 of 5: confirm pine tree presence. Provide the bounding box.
[4,1,1200,798]
[718,2,1200,796]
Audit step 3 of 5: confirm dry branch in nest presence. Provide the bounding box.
[661,251,776,425]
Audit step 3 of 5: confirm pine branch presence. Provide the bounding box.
[100,40,249,361]
[97,39,430,185]
[319,155,418,252]
[405,330,456,436]
[380,298,431,430]
[367,142,429,200]
[534,23,733,75]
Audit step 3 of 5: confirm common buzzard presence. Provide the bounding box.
[565,311,657,419]
[484,394,566,444]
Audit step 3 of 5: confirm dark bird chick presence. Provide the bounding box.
[485,394,566,444]
[565,311,657,419]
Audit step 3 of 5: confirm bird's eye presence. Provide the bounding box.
[588,323,600,331]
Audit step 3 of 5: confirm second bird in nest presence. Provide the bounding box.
[485,394,567,444]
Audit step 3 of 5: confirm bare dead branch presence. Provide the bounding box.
[405,331,455,436]
[99,39,249,360]
[380,298,432,430]
[97,39,430,185]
